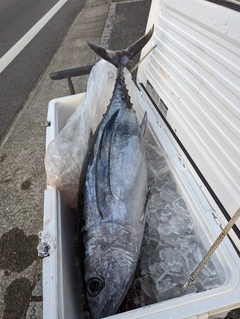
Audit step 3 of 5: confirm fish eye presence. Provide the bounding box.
[87,277,104,297]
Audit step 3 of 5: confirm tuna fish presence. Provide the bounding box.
[77,26,154,319]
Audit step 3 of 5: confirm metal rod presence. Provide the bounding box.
[49,64,94,95]
[130,44,157,74]
[49,64,94,80]
[67,76,75,95]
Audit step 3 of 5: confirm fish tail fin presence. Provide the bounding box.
[87,25,154,68]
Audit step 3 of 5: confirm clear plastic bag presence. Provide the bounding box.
[45,60,143,209]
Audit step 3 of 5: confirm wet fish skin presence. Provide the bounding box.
[77,26,154,319]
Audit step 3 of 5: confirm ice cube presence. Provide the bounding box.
[149,263,165,284]
[160,188,178,203]
[202,275,220,290]
[157,272,183,293]
[135,139,221,307]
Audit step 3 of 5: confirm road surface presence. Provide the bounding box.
[0,0,86,141]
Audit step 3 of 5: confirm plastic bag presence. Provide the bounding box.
[45,60,143,209]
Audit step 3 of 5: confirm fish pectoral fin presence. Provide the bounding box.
[96,110,119,219]
[140,112,148,136]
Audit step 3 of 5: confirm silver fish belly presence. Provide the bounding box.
[77,26,153,319]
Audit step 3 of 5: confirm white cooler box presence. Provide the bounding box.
[42,0,240,318]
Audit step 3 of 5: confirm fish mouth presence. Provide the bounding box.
[87,288,125,319]
[88,285,132,319]
[88,301,114,319]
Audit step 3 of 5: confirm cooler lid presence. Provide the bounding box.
[137,0,240,249]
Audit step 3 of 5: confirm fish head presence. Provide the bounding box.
[84,225,137,319]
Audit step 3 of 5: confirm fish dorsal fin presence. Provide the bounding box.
[96,110,119,219]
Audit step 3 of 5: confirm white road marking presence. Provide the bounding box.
[0,0,67,73]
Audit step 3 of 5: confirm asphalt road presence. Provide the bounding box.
[0,0,86,142]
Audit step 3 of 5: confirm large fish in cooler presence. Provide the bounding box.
[77,26,154,319]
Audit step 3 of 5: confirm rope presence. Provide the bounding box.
[178,207,240,296]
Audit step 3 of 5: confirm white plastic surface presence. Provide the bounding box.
[138,0,240,249]
[44,94,86,319]
[45,93,85,148]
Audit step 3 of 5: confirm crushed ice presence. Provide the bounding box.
[121,138,221,310]
[37,230,57,258]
